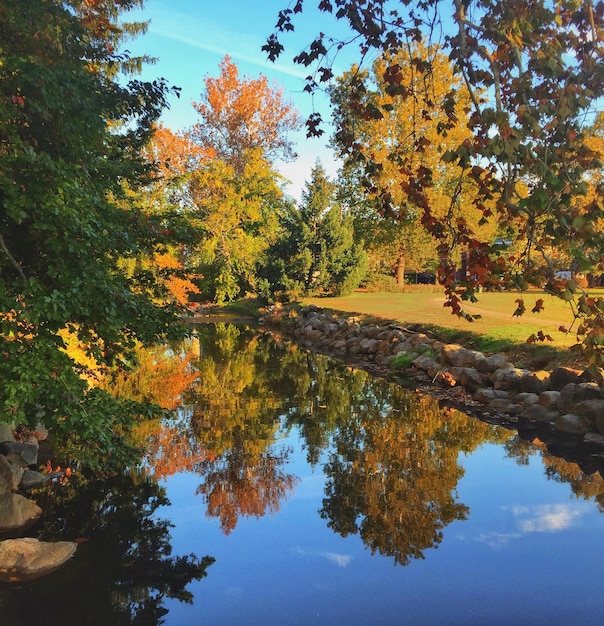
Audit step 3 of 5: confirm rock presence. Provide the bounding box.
[550,367,583,390]
[573,398,604,421]
[539,391,561,409]
[492,367,530,391]
[0,538,77,582]
[477,353,510,374]
[409,332,431,346]
[0,456,24,494]
[554,413,592,435]
[412,355,441,379]
[440,344,486,368]
[0,423,14,443]
[456,367,489,392]
[0,441,38,468]
[519,404,559,424]
[516,392,540,407]
[0,493,42,534]
[473,388,509,404]
[521,371,551,394]
[584,432,604,448]
[558,383,578,414]
[19,470,51,490]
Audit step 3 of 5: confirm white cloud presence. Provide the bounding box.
[324,552,353,567]
[511,504,582,533]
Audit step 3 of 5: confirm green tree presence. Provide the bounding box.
[0,0,183,468]
[258,161,367,300]
[265,0,604,368]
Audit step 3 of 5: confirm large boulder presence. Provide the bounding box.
[0,493,42,534]
[0,538,77,582]
[440,344,486,369]
[550,367,583,390]
[554,413,592,435]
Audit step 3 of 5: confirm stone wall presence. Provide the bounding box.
[259,305,604,448]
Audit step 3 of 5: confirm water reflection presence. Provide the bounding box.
[0,473,214,625]
[149,324,512,564]
[109,324,604,567]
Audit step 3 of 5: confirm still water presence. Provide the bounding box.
[2,323,604,625]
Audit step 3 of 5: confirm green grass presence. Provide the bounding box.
[302,289,603,370]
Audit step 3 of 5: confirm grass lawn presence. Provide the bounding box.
[301,289,603,370]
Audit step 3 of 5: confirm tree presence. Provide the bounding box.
[331,46,499,285]
[258,161,367,300]
[265,0,604,369]
[0,0,184,468]
[178,57,302,303]
[188,150,286,304]
[190,55,301,173]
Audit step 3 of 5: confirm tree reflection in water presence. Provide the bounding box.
[0,473,214,625]
[183,324,512,563]
[101,323,604,571]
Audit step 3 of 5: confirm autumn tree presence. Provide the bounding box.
[265,0,604,369]
[0,0,184,469]
[190,55,301,173]
[182,57,301,303]
[330,46,498,285]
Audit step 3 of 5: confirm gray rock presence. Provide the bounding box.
[519,404,559,424]
[493,367,530,391]
[573,398,604,421]
[0,423,14,443]
[0,493,42,533]
[440,344,486,368]
[412,355,441,378]
[554,413,592,435]
[521,371,551,394]
[477,353,510,374]
[0,456,24,494]
[457,367,489,392]
[409,332,431,346]
[473,388,509,404]
[516,392,540,407]
[0,442,38,467]
[557,383,578,414]
[584,432,604,448]
[19,470,51,490]
[0,538,77,582]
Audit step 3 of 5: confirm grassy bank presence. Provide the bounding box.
[300,289,601,370]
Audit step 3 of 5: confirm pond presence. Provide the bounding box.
[2,323,604,625]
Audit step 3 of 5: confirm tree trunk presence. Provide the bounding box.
[396,256,405,286]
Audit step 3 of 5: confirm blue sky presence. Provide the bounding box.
[125,0,363,200]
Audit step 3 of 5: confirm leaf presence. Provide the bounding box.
[512,298,526,317]
[531,298,544,313]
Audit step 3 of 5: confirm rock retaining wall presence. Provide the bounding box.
[259,305,604,448]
